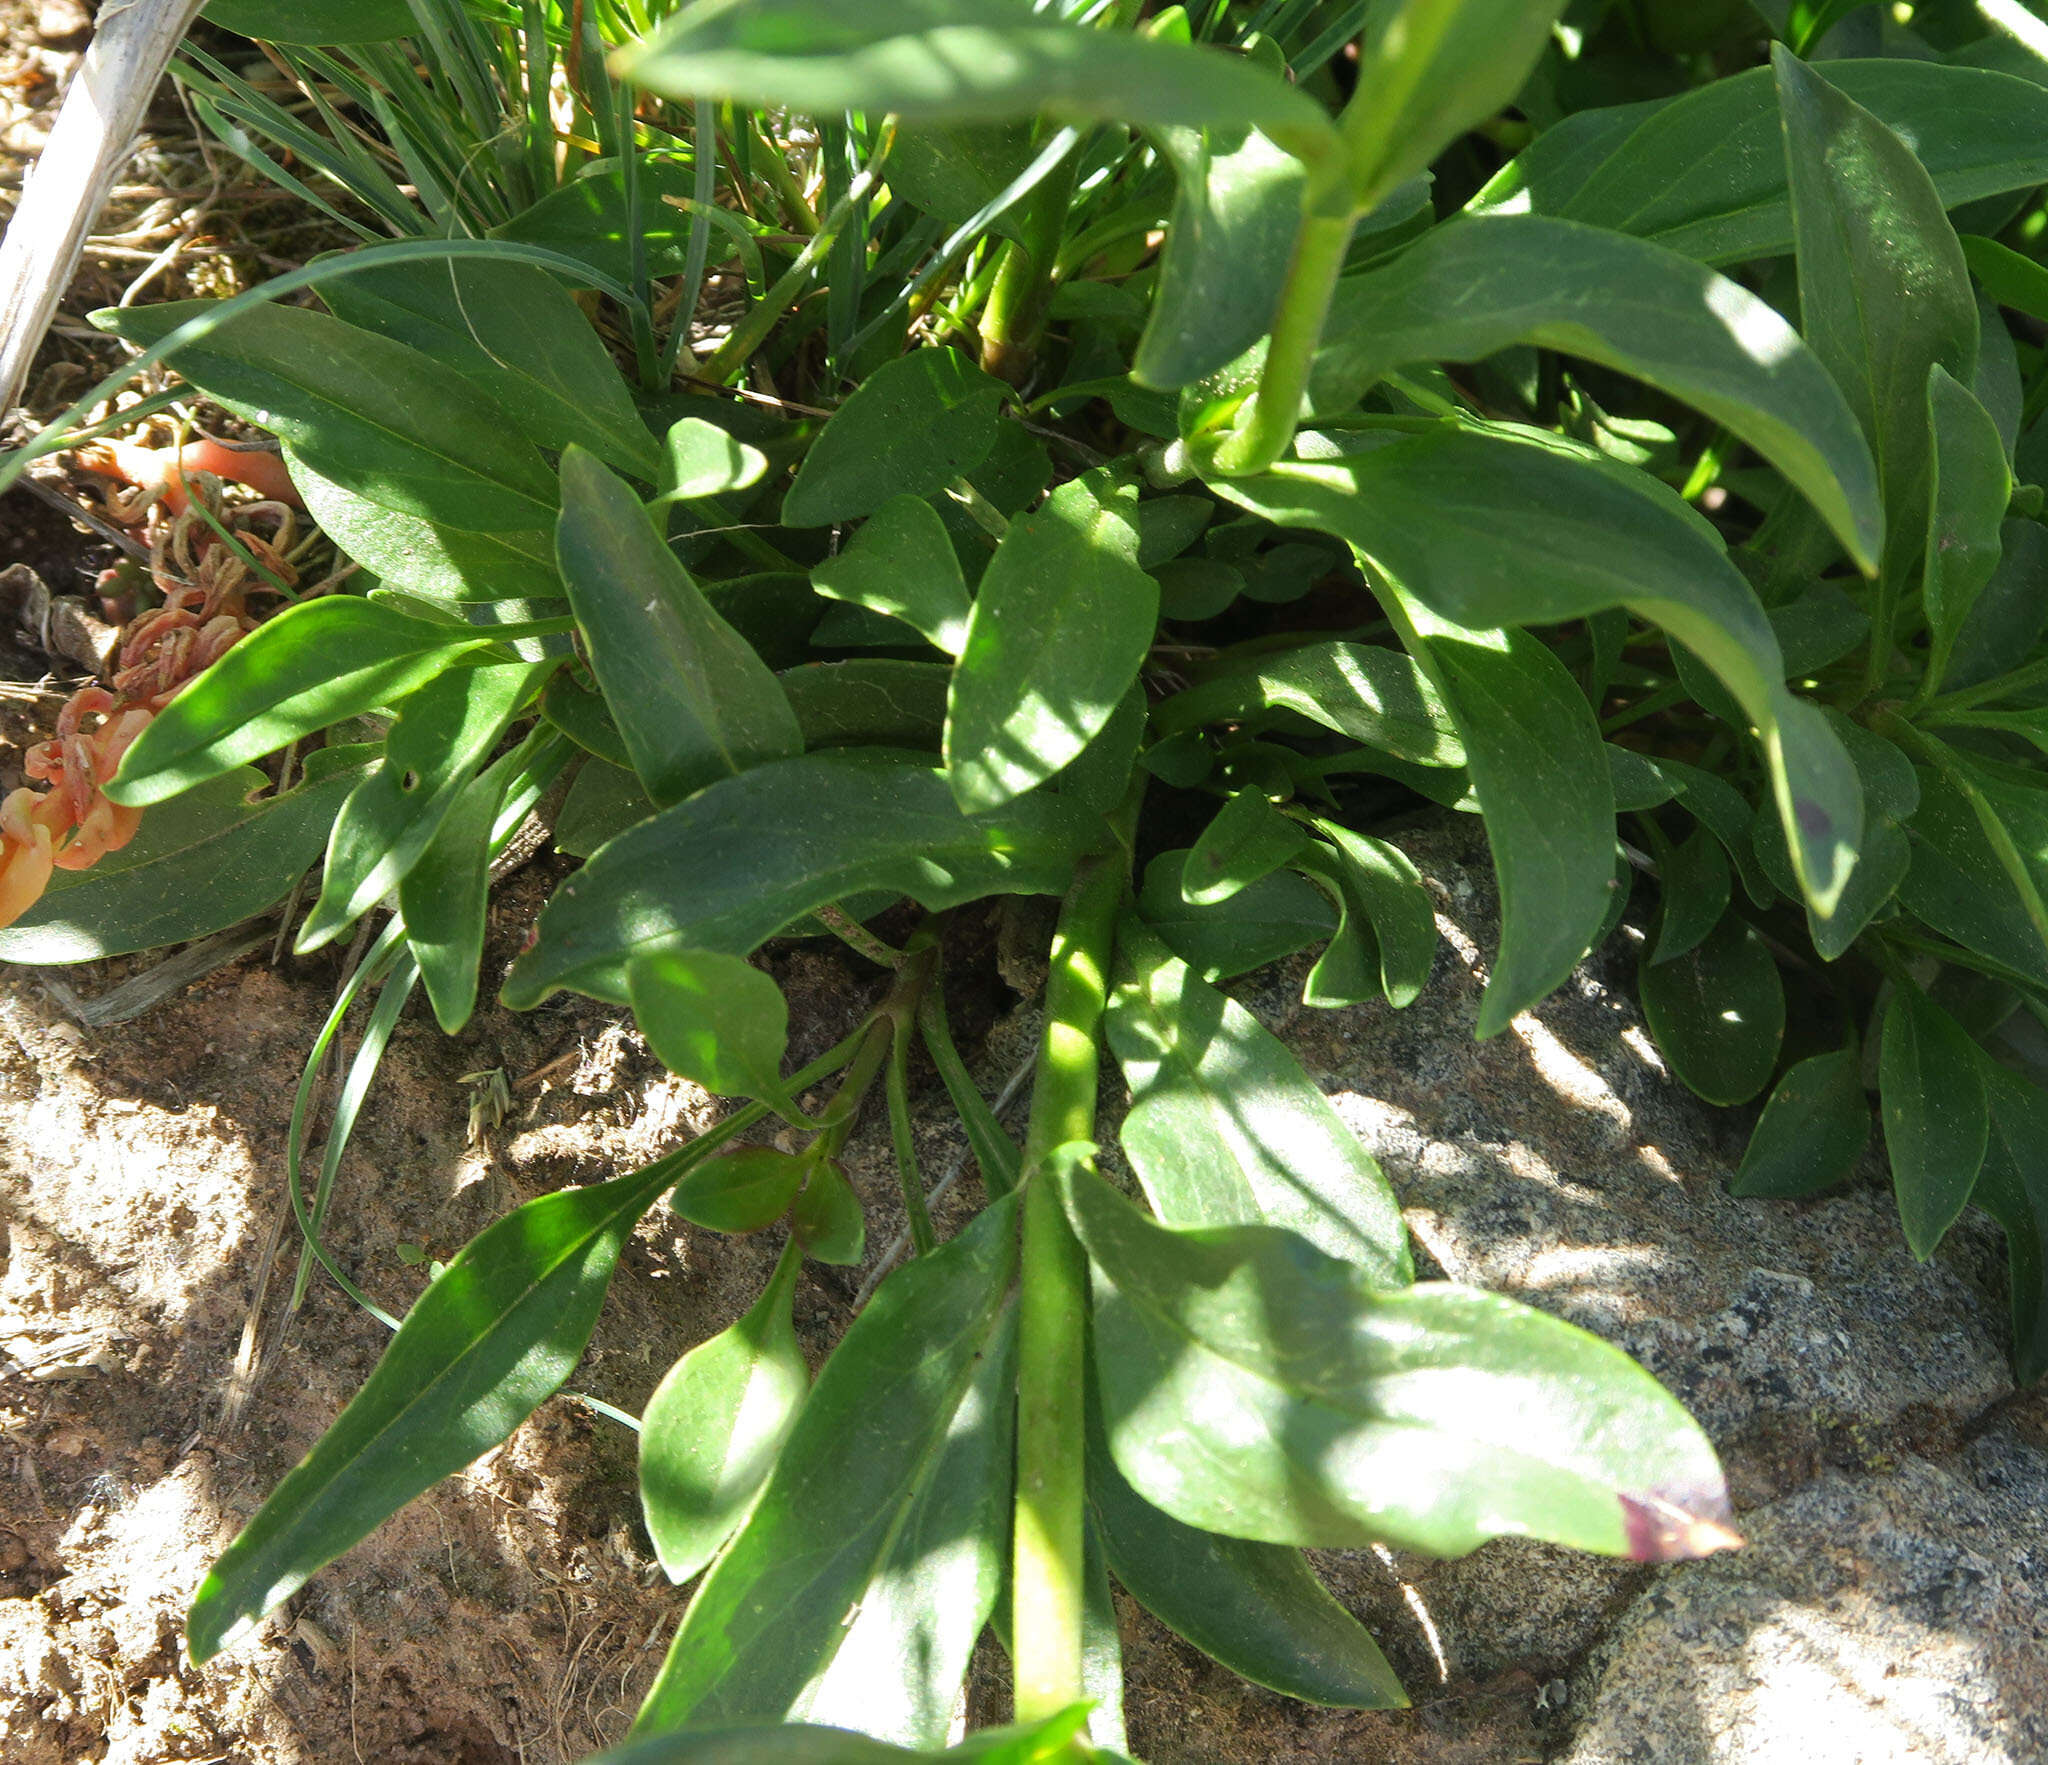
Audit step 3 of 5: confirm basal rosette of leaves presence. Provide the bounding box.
[6,0,2048,1759]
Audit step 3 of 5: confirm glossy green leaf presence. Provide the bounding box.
[1880,983,1989,1261]
[1342,0,1565,207]
[1138,850,1339,981]
[1468,60,2048,265]
[589,1713,1090,1765]
[888,120,1037,241]
[1777,48,1978,590]
[811,495,972,654]
[1310,822,1438,1009]
[1213,428,1863,918]
[631,1197,1018,1734]
[1183,790,1309,906]
[400,764,503,1035]
[784,349,1008,528]
[1921,366,2011,690]
[621,0,1345,175]
[507,752,1093,1005]
[1311,216,1882,571]
[202,0,414,43]
[672,1149,810,1235]
[945,469,1158,812]
[557,447,803,807]
[493,154,711,287]
[1134,119,1302,391]
[1898,766,2048,988]
[795,1310,1016,1744]
[187,1155,678,1663]
[0,760,365,964]
[108,601,495,807]
[1401,605,1614,1039]
[656,417,770,504]
[1975,1062,2048,1383]
[1730,1048,1870,1200]
[1945,520,2048,692]
[97,301,558,532]
[780,660,951,751]
[299,659,545,952]
[641,1240,807,1584]
[1086,1384,1405,1710]
[1107,931,1411,1283]
[628,947,794,1105]
[1065,1165,1735,1560]
[1639,912,1784,1107]
[1150,640,1462,768]
[1647,821,1728,968]
[790,1161,866,1266]
[554,758,659,860]
[543,673,631,767]
[320,258,661,479]
[285,447,563,604]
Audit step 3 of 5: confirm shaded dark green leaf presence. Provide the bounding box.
[811,495,972,654]
[1975,1062,2048,1383]
[1731,1048,1870,1200]
[1880,983,1989,1260]
[1640,912,1784,1107]
[557,447,802,807]
[1138,850,1338,981]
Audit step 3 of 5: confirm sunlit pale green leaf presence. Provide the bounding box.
[812,495,972,655]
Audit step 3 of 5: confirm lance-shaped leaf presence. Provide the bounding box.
[585,1712,1094,1765]
[1898,766,2048,990]
[1107,930,1411,1284]
[1777,47,1978,590]
[401,763,505,1034]
[1063,1165,1738,1561]
[794,1309,1016,1744]
[1976,1062,2048,1384]
[299,659,547,951]
[631,1199,1018,1738]
[1086,1381,1405,1710]
[1467,59,2048,266]
[783,348,1008,528]
[673,1149,810,1236]
[945,468,1158,812]
[1341,0,1566,207]
[1395,601,1614,1039]
[1211,426,1863,919]
[1639,912,1784,1108]
[811,494,972,655]
[97,300,558,532]
[781,660,952,752]
[203,0,415,43]
[319,257,662,479]
[619,0,1345,176]
[505,751,1095,1006]
[1309,821,1438,1009]
[1880,982,1989,1262]
[1310,215,1882,572]
[557,446,803,807]
[1731,1048,1870,1201]
[108,600,497,806]
[187,1155,680,1663]
[285,448,563,604]
[1149,640,1462,768]
[0,759,367,963]
[641,1240,808,1584]
[1921,367,2010,691]
[1134,119,1304,392]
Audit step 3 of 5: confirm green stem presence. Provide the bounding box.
[1918,654,2048,722]
[886,1022,936,1257]
[1012,854,1124,1726]
[697,129,893,387]
[978,141,1079,386]
[1207,210,1357,477]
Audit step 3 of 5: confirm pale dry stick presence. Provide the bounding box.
[0,0,209,418]
[852,1045,1036,1308]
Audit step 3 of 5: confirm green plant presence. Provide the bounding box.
[7,0,2048,1758]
